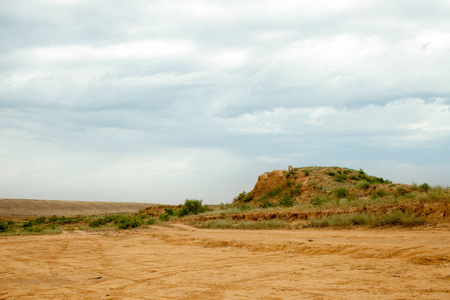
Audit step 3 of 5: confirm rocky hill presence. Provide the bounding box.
[234,166,417,207]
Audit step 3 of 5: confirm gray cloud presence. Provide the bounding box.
[1,0,449,203]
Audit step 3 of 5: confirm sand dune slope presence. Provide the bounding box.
[1,226,449,299]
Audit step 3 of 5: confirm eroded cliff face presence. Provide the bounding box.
[249,167,323,204]
[241,166,401,206]
[251,170,287,200]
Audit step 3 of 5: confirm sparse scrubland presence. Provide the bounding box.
[2,167,449,235]
[195,166,448,229]
[0,199,210,234]
[1,167,450,299]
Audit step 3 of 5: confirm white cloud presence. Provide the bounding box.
[19,40,195,63]
[224,98,450,146]
[208,50,250,70]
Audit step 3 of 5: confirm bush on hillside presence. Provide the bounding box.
[356,180,370,189]
[310,196,329,207]
[420,183,430,191]
[260,200,275,209]
[233,191,253,203]
[280,194,295,207]
[333,187,348,198]
[267,187,282,197]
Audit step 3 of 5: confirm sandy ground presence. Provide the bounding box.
[1,225,449,299]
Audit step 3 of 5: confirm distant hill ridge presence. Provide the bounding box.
[0,199,156,217]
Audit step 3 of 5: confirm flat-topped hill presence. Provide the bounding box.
[234,166,433,207]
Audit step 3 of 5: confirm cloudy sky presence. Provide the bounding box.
[1,0,449,204]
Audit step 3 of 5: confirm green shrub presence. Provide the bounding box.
[267,187,282,197]
[303,169,310,176]
[419,183,430,191]
[308,211,425,228]
[200,218,235,229]
[334,173,347,182]
[220,203,233,210]
[310,196,329,206]
[292,189,301,196]
[237,204,251,211]
[89,215,118,228]
[395,186,408,195]
[89,218,107,227]
[260,201,275,209]
[356,180,370,189]
[285,168,299,178]
[23,226,43,233]
[358,174,371,182]
[159,213,170,222]
[22,221,33,228]
[146,218,157,225]
[0,220,14,232]
[164,208,177,216]
[178,199,210,217]
[106,215,119,223]
[280,194,295,207]
[311,214,369,227]
[373,211,426,227]
[372,176,391,184]
[257,194,267,202]
[333,187,348,198]
[371,188,387,199]
[327,172,336,176]
[114,215,144,229]
[348,213,370,225]
[235,219,289,230]
[49,215,59,223]
[233,191,248,202]
[34,216,47,224]
[243,192,253,202]
[56,216,73,225]
[285,180,293,187]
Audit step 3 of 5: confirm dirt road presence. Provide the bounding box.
[1,225,449,299]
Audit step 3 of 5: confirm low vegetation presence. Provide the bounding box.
[197,219,289,230]
[308,211,426,228]
[191,211,427,230]
[1,217,62,235]
[2,166,449,235]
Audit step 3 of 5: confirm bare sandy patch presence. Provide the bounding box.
[1,226,449,299]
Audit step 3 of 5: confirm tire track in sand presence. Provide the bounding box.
[144,225,450,265]
[46,231,69,276]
